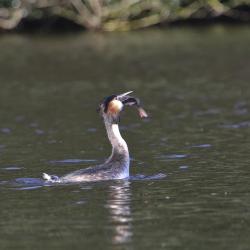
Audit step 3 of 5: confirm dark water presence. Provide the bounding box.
[0,26,250,249]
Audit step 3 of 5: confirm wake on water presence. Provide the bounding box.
[1,172,166,190]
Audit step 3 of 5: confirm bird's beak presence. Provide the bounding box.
[117,91,134,104]
[117,91,148,118]
[117,91,133,100]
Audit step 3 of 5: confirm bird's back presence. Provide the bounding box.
[60,160,129,183]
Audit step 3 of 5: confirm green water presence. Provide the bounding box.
[0,26,250,250]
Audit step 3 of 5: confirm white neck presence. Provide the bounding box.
[104,120,129,163]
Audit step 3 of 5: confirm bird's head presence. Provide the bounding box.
[98,91,148,123]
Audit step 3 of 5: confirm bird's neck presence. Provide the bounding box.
[104,120,129,162]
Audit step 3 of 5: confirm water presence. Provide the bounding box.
[0,26,250,249]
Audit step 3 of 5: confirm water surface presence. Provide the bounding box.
[0,26,250,249]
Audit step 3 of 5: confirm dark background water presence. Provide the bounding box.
[0,26,250,249]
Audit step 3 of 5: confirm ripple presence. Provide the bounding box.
[220,121,250,129]
[87,128,97,132]
[14,178,44,186]
[75,200,86,205]
[49,159,97,164]
[234,108,248,115]
[1,128,11,134]
[157,154,188,161]
[130,173,167,181]
[1,165,23,171]
[179,165,189,170]
[194,108,221,116]
[234,101,248,115]
[34,129,45,135]
[9,178,46,190]
[15,185,43,191]
[80,185,93,190]
[190,144,212,148]
[2,172,167,190]
[47,139,57,144]
[29,122,39,128]
[0,180,8,185]
[15,115,25,122]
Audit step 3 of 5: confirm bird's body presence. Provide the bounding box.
[60,123,129,182]
[43,91,147,183]
[60,159,129,183]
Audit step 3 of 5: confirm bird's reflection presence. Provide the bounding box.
[106,181,132,244]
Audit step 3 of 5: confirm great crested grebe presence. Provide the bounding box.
[43,91,148,183]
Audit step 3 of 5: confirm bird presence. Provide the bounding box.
[43,91,148,183]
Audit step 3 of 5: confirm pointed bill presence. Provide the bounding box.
[117,91,133,99]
